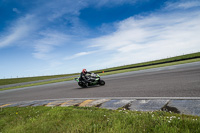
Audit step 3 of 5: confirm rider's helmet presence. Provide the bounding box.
[82,69,87,74]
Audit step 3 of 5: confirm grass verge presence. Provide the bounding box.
[93,52,200,73]
[99,58,200,76]
[0,106,200,133]
[0,77,74,91]
[0,73,78,86]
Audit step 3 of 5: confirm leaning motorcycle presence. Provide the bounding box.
[74,73,105,88]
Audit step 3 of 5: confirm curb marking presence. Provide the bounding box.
[45,101,67,107]
[79,100,95,107]
[86,99,111,107]
[0,104,11,108]
[19,101,39,107]
[100,99,133,110]
[59,99,85,107]
[60,100,74,107]
[32,100,54,106]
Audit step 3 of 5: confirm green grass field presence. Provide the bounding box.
[0,73,78,86]
[93,52,200,73]
[0,77,74,91]
[0,106,200,133]
[99,58,200,76]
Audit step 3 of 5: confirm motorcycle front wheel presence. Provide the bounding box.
[99,80,105,86]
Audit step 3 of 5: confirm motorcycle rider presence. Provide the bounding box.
[80,69,92,85]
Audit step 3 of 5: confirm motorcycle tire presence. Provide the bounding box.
[99,80,105,86]
[78,82,86,88]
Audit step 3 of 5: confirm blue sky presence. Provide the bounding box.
[0,0,200,79]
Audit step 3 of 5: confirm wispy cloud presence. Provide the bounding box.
[86,7,200,67]
[165,0,200,10]
[33,31,72,60]
[64,51,96,60]
[0,15,37,48]
[91,0,140,8]
[45,0,87,21]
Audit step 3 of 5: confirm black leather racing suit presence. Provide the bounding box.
[80,71,91,83]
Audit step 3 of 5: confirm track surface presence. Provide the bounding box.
[1,62,200,103]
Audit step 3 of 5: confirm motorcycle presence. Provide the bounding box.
[74,73,105,88]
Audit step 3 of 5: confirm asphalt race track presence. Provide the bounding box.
[1,62,200,103]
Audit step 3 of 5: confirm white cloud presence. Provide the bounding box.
[0,15,36,48]
[86,9,200,68]
[165,0,200,10]
[33,31,71,60]
[45,0,87,21]
[64,51,96,60]
[92,0,139,8]
[0,25,27,47]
